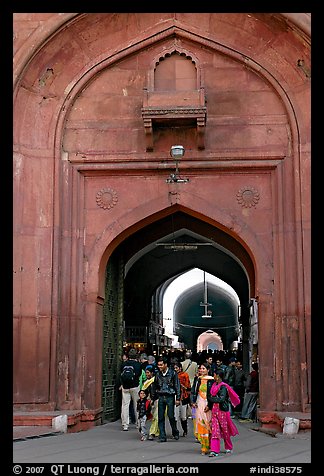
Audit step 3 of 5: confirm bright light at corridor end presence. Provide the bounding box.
[163,268,240,340]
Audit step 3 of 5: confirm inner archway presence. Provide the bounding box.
[162,268,240,350]
[171,271,240,350]
[121,209,254,355]
[197,330,224,352]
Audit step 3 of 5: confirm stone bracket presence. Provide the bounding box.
[141,88,207,151]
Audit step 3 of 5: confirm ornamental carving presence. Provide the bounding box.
[96,188,118,210]
[236,187,260,208]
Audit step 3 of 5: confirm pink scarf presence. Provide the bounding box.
[210,381,240,408]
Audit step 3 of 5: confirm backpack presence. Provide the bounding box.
[121,365,136,388]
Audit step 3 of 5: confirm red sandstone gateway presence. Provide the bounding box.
[13,13,311,433]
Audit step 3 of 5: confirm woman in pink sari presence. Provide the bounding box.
[206,370,240,457]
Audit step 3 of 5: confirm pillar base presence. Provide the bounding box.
[13,408,103,433]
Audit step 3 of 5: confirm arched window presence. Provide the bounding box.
[154,53,197,91]
[142,49,206,151]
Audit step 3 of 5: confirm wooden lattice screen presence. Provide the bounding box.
[102,252,124,422]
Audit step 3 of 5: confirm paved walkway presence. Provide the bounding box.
[13,418,311,465]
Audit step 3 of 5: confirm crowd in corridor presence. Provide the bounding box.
[118,347,259,457]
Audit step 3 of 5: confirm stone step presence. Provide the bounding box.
[13,426,62,441]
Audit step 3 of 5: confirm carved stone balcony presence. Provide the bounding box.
[141,88,207,151]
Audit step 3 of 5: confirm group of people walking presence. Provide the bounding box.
[119,348,259,457]
[191,362,240,456]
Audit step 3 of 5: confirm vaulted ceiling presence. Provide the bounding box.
[122,209,252,349]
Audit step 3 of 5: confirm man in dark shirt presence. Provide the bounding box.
[224,357,237,417]
[240,362,259,421]
[233,360,246,413]
[151,355,181,442]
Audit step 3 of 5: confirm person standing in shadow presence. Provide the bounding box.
[181,350,198,420]
[233,360,246,415]
[224,357,237,417]
[239,362,259,422]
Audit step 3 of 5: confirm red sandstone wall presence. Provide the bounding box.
[13,13,310,415]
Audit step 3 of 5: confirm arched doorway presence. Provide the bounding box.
[101,207,255,420]
[197,330,224,353]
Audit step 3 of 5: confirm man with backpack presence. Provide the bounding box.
[181,350,198,387]
[119,348,142,431]
[181,350,198,419]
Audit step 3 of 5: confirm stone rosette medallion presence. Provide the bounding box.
[236,186,260,208]
[96,188,118,210]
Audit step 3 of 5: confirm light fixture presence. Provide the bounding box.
[157,243,197,251]
[200,270,213,318]
[166,145,189,183]
[170,145,185,159]
[156,242,213,251]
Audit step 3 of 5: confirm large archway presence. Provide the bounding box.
[121,209,253,337]
[101,207,255,419]
[13,14,310,432]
